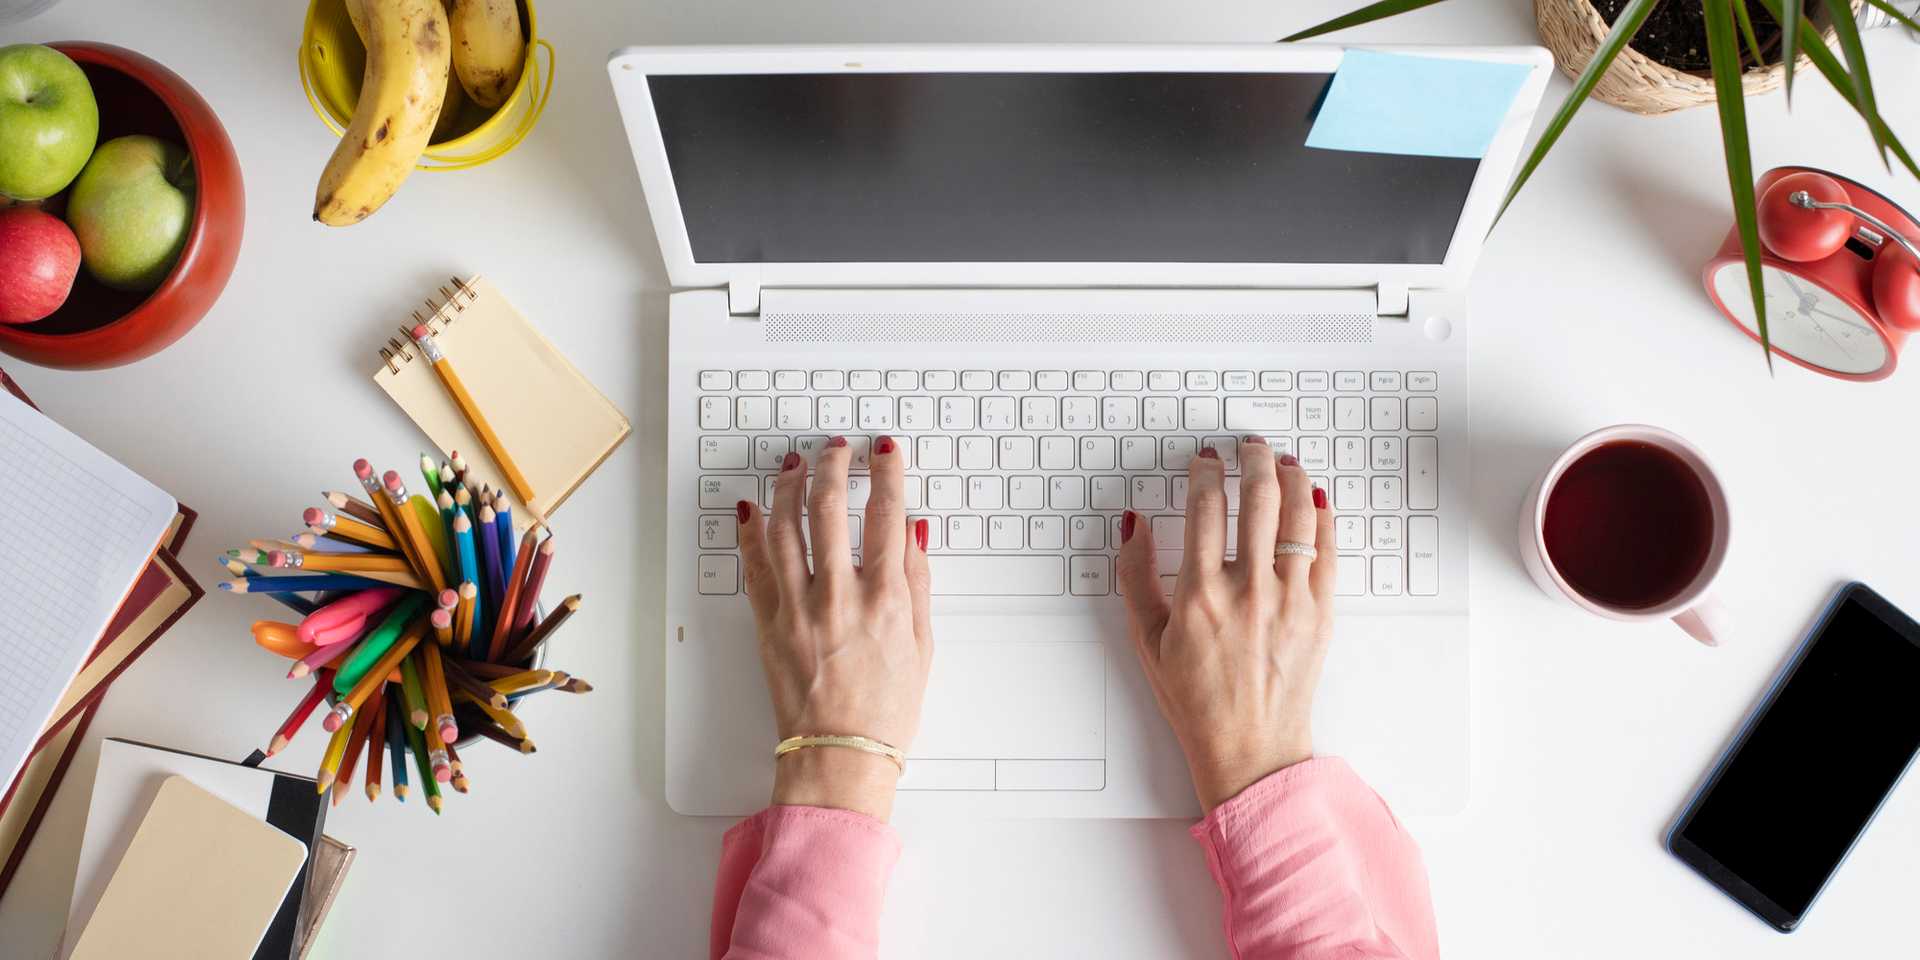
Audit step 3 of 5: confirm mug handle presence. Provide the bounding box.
[1673,593,1730,647]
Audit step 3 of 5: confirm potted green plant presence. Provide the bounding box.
[1288,0,1920,367]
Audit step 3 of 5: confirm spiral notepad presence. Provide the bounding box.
[373,275,630,524]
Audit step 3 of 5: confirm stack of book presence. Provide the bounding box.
[0,368,202,898]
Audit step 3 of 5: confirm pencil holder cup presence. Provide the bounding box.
[298,0,554,171]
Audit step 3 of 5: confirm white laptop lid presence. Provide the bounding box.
[607,44,1551,301]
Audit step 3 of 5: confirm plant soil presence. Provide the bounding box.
[1590,0,1786,73]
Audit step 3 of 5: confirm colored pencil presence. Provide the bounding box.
[410,494,453,582]
[399,647,430,729]
[452,512,479,592]
[487,669,554,697]
[334,690,378,808]
[412,323,536,505]
[332,594,429,695]
[438,461,455,491]
[476,504,502,643]
[455,659,526,681]
[496,497,516,567]
[512,534,555,636]
[217,558,318,616]
[442,656,507,709]
[420,453,443,498]
[488,525,539,661]
[365,686,387,801]
[317,712,354,794]
[267,548,417,576]
[405,719,442,814]
[501,594,581,665]
[456,581,478,656]
[304,507,397,550]
[326,618,426,731]
[446,740,469,794]
[455,706,535,753]
[557,676,593,694]
[386,693,410,802]
[267,672,332,756]
[450,449,469,484]
[324,489,387,529]
[288,638,353,680]
[219,571,398,593]
[383,471,450,593]
[455,689,527,740]
[420,640,459,746]
[291,531,373,553]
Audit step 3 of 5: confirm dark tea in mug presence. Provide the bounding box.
[1542,439,1716,610]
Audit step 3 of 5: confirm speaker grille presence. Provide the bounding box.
[761,311,1374,343]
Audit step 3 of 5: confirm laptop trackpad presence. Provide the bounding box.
[907,640,1105,789]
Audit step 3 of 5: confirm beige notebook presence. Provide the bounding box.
[373,275,630,523]
[68,776,307,960]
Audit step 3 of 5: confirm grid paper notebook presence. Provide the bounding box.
[372,275,630,525]
[0,391,175,790]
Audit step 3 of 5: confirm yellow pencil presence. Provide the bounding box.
[421,640,459,747]
[379,471,449,594]
[316,712,354,794]
[487,669,555,696]
[410,323,537,509]
[455,689,527,740]
[325,619,426,731]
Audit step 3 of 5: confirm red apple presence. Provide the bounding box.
[0,205,80,324]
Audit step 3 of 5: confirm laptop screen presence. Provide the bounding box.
[648,72,1483,267]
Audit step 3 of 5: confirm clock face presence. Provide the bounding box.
[1711,262,1888,374]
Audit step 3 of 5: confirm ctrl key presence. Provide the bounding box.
[697,555,740,595]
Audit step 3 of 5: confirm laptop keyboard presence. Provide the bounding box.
[694,368,1441,601]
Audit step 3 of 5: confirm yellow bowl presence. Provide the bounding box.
[299,0,553,171]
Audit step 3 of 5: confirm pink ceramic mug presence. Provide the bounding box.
[1517,425,1732,646]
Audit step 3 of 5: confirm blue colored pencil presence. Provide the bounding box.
[386,693,410,803]
[496,498,517,574]
[217,557,318,616]
[216,571,395,594]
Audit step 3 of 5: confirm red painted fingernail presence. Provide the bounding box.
[827,436,848,448]
[1121,511,1138,543]
[875,435,895,455]
[1312,486,1328,510]
[782,452,802,471]
[1197,447,1219,460]
[914,518,929,551]
[735,500,751,524]
[1243,435,1267,445]
[1278,453,1299,467]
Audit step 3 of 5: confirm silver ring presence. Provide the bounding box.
[1275,541,1318,559]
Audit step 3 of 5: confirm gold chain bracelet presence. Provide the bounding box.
[775,734,907,772]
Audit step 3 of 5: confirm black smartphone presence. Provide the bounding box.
[1667,582,1920,932]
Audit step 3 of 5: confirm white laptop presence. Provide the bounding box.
[609,44,1550,817]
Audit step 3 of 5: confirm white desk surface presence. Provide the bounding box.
[2,1,1918,956]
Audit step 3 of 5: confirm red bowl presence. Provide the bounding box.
[0,42,243,370]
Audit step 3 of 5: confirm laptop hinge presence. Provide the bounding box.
[1376,283,1409,317]
[729,277,761,317]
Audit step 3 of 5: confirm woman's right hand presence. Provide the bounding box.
[1116,439,1338,813]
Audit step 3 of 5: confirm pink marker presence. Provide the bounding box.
[298,587,402,645]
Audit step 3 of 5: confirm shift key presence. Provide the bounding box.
[1408,516,1438,596]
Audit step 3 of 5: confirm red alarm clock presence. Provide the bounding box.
[1704,166,1920,380]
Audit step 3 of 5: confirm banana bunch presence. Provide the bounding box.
[449,0,525,108]
[313,0,451,226]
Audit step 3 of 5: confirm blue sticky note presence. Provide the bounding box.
[1305,50,1532,160]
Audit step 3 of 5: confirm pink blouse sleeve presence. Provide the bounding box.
[1190,757,1439,960]
[710,805,902,960]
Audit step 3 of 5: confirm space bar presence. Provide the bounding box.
[928,556,1065,596]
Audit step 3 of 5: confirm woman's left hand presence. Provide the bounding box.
[736,435,934,820]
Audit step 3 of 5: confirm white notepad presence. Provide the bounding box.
[0,391,175,790]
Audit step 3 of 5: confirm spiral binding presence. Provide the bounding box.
[379,276,481,374]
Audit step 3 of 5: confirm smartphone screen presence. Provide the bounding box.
[1669,583,1920,931]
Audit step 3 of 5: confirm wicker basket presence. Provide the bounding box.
[1535,0,1855,116]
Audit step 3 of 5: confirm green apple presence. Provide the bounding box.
[67,135,196,292]
[0,44,99,201]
